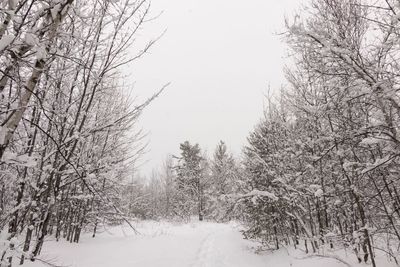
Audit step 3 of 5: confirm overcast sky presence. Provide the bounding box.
[129,0,302,176]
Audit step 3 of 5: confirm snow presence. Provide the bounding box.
[50,4,61,20]
[242,189,279,201]
[0,34,14,51]
[362,155,392,174]
[22,221,374,267]
[314,188,324,198]
[9,0,18,9]
[360,137,380,145]
[0,126,6,145]
[1,152,37,167]
[24,33,38,46]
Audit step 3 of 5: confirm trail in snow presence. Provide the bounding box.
[192,233,217,267]
[191,231,227,267]
[24,221,388,267]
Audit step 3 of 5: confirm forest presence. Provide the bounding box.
[1,0,400,267]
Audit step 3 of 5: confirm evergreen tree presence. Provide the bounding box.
[208,141,238,221]
[174,141,205,221]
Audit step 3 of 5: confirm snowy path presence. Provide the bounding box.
[26,221,350,267]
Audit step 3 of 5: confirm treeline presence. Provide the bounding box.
[241,0,400,266]
[0,0,159,265]
[127,141,244,222]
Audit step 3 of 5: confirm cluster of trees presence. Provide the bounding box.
[0,0,159,265]
[131,141,243,223]
[240,0,400,266]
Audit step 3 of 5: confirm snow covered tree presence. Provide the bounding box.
[207,141,239,221]
[173,141,206,221]
[161,155,177,218]
[241,104,296,250]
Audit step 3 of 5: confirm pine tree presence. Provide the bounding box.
[174,141,205,221]
[208,141,237,221]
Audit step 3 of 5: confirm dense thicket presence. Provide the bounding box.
[241,0,400,266]
[0,0,158,265]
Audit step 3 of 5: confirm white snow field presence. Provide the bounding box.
[25,221,396,267]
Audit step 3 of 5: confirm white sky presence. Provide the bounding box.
[129,0,302,175]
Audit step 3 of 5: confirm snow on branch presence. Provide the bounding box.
[240,189,279,201]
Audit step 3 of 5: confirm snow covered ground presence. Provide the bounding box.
[25,221,395,267]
